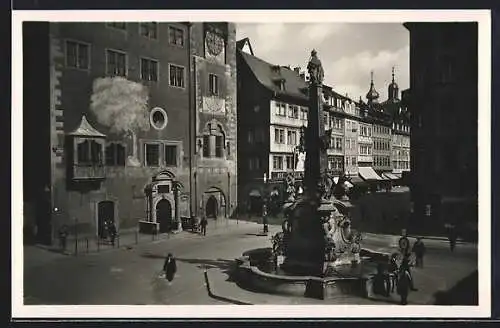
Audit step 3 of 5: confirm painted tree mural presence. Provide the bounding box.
[90,77,150,167]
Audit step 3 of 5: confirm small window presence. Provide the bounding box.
[106,22,127,30]
[169,26,184,46]
[164,145,177,166]
[169,64,185,88]
[202,135,210,157]
[209,74,219,95]
[247,130,254,144]
[286,155,294,170]
[77,139,102,165]
[273,156,283,170]
[105,143,126,166]
[144,143,160,167]
[158,185,170,194]
[149,107,168,130]
[66,40,90,70]
[215,135,224,158]
[106,49,127,77]
[140,58,159,82]
[140,22,158,39]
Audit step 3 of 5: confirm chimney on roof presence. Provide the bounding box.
[294,66,301,74]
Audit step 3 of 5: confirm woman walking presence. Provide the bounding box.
[163,253,177,285]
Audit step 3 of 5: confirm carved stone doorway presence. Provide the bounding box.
[98,200,114,238]
[206,195,218,219]
[156,199,173,233]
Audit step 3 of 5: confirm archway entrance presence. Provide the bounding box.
[98,201,114,238]
[156,199,173,233]
[206,196,218,219]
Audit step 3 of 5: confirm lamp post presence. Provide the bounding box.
[263,173,269,234]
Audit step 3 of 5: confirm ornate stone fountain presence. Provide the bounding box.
[235,50,384,300]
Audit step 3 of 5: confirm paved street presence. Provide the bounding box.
[23,221,477,305]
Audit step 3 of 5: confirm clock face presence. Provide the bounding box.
[206,31,224,57]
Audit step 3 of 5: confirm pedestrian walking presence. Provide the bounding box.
[388,254,399,293]
[200,216,208,236]
[396,262,413,305]
[412,237,426,268]
[163,253,177,285]
[400,256,418,291]
[58,225,68,252]
[262,204,269,234]
[101,221,109,240]
[448,227,457,252]
[108,221,117,246]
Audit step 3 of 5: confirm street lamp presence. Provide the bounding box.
[262,173,269,234]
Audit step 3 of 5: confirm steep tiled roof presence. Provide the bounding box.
[238,50,308,100]
[68,115,106,137]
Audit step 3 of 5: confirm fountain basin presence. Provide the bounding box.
[235,248,392,300]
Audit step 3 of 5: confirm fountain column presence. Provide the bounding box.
[281,50,333,277]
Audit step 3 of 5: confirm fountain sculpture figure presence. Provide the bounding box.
[236,50,377,301]
[279,50,361,277]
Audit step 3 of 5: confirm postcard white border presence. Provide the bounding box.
[11,9,491,319]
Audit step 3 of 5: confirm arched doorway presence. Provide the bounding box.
[156,199,173,233]
[206,196,218,219]
[98,201,114,238]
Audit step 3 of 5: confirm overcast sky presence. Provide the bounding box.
[235,23,409,102]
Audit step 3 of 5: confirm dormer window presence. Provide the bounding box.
[271,65,281,73]
[274,78,285,91]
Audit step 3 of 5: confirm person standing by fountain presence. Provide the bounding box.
[397,258,413,305]
[412,237,426,268]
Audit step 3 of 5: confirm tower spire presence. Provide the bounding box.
[387,66,400,102]
[366,70,379,104]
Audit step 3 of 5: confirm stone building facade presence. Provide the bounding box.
[23,22,237,244]
[404,22,477,236]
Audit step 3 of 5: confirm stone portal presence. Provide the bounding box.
[139,170,181,234]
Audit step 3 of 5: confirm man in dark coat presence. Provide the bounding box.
[108,221,117,246]
[200,216,208,236]
[58,225,68,252]
[448,227,457,252]
[412,237,426,268]
[397,259,413,305]
[163,253,177,284]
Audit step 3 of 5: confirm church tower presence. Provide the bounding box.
[365,71,380,105]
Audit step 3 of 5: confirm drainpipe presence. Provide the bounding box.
[187,22,194,219]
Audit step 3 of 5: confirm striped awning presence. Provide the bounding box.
[358,167,384,181]
[249,189,261,197]
[382,172,401,180]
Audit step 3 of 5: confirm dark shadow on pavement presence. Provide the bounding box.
[176,257,236,281]
[203,270,252,305]
[433,270,478,305]
[141,252,166,260]
[245,233,269,237]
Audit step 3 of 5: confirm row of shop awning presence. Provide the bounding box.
[247,168,404,196]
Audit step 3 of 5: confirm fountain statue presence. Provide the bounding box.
[236,50,381,301]
[277,50,362,278]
